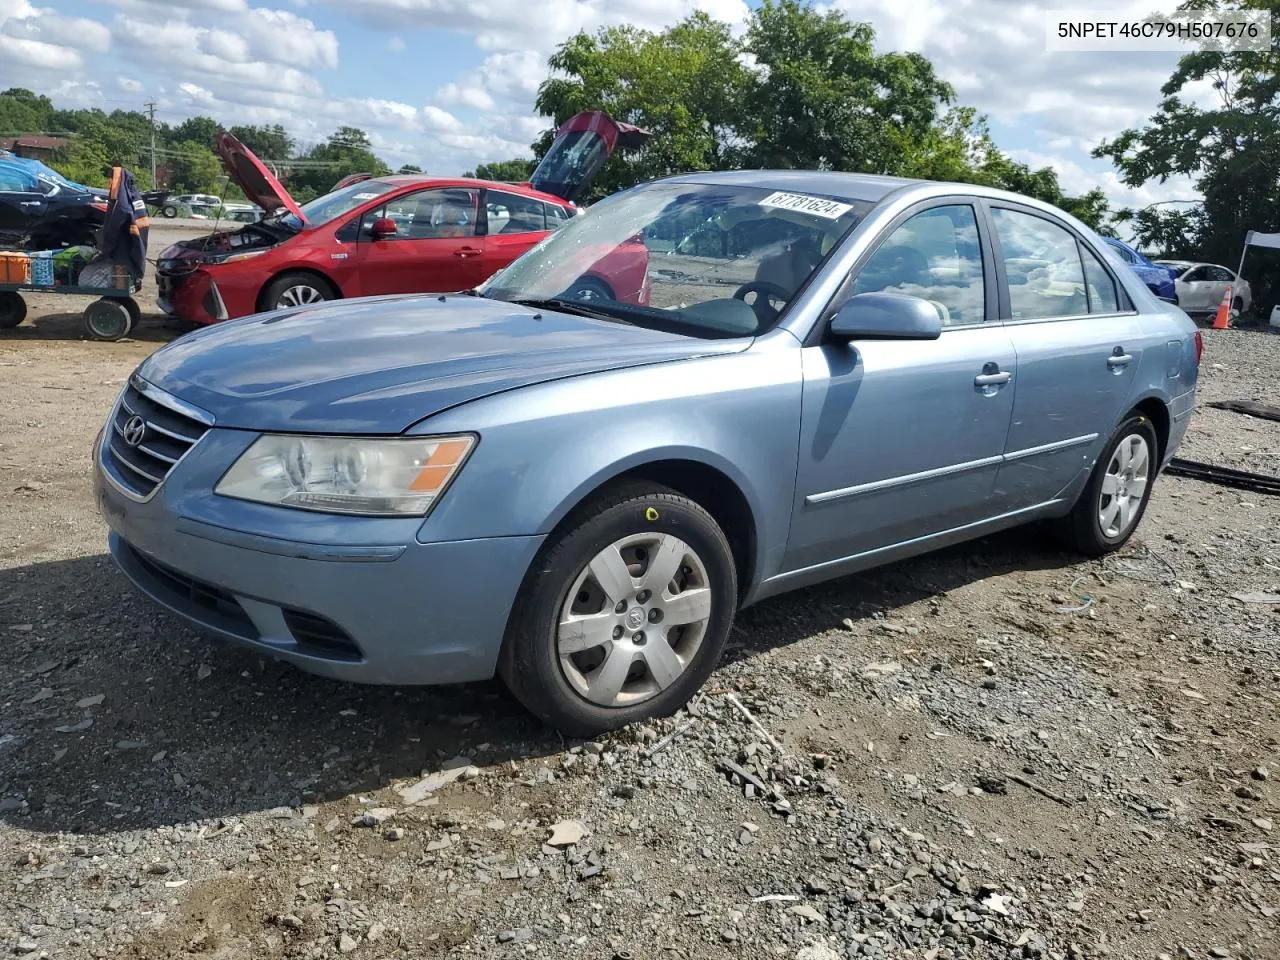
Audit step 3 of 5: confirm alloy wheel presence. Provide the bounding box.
[276,284,326,308]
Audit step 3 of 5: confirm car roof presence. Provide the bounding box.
[374,174,571,208]
[660,169,924,203]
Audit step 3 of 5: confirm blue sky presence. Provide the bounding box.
[2,0,1203,215]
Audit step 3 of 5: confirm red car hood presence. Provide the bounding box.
[216,132,305,222]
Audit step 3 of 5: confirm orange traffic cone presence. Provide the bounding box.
[1211,286,1232,329]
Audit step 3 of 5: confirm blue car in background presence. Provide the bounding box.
[1103,237,1178,304]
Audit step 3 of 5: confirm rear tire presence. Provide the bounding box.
[261,272,337,312]
[162,204,178,218]
[499,483,737,737]
[1055,413,1159,556]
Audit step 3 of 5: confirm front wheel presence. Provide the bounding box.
[162,204,178,218]
[261,273,337,312]
[0,291,26,329]
[1056,413,1159,556]
[499,484,738,736]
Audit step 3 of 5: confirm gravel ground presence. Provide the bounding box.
[1,312,1278,960]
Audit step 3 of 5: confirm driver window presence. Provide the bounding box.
[362,188,478,240]
[851,204,987,326]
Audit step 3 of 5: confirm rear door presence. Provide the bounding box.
[351,186,487,294]
[988,203,1144,507]
[480,189,560,278]
[0,162,46,239]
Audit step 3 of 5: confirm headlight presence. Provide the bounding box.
[214,434,475,517]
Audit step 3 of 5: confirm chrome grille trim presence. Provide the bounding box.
[99,377,215,502]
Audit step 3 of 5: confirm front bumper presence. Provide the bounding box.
[94,426,544,686]
[156,268,235,325]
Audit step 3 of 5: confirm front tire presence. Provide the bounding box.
[162,204,178,218]
[499,484,738,737]
[260,272,337,312]
[1057,413,1159,556]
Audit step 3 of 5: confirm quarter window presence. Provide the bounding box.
[1080,244,1119,314]
[992,208,1088,320]
[850,204,986,326]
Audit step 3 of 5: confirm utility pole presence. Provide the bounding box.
[145,100,157,188]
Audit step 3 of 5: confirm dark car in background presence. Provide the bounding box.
[0,152,107,250]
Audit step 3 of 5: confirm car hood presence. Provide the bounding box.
[138,295,748,433]
[216,131,304,221]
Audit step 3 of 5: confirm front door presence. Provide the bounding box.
[353,187,487,294]
[786,202,1017,574]
[986,203,1143,506]
[1177,265,1219,314]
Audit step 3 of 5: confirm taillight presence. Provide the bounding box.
[1194,330,1203,365]
[90,201,108,213]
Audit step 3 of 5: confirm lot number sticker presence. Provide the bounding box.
[758,191,853,220]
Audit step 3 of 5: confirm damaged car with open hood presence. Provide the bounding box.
[155,112,652,325]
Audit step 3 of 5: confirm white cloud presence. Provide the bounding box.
[387,36,405,52]
[436,83,495,111]
[117,76,143,93]
[0,3,111,72]
[339,0,749,53]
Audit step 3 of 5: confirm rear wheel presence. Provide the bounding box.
[564,277,614,302]
[499,484,737,736]
[162,204,178,218]
[0,291,26,329]
[120,296,142,333]
[261,272,337,312]
[1055,413,1158,556]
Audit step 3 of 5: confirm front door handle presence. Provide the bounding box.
[974,371,1012,386]
[454,246,481,258]
[1107,353,1133,367]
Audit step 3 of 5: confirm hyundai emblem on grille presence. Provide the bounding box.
[122,415,147,447]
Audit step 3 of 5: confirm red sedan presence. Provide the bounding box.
[156,112,651,325]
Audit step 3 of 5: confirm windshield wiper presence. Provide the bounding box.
[508,298,634,325]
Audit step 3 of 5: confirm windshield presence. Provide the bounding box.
[279,179,398,230]
[479,181,873,338]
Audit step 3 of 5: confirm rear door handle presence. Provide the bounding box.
[454,246,481,258]
[1108,353,1133,367]
[974,372,1011,386]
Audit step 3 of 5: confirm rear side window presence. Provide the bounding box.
[1080,243,1119,314]
[486,191,547,235]
[992,207,1088,320]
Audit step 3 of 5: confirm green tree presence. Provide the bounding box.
[229,123,294,161]
[169,116,221,153]
[740,0,953,173]
[396,163,424,175]
[1095,0,1279,274]
[464,159,533,180]
[166,140,224,192]
[0,88,55,134]
[535,12,750,198]
[286,126,390,197]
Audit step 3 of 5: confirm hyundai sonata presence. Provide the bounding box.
[95,171,1200,735]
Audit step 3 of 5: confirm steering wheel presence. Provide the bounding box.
[733,280,792,324]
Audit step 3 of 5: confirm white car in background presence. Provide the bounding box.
[1155,260,1252,318]
[159,194,223,218]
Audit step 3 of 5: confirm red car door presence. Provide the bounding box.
[352,187,487,294]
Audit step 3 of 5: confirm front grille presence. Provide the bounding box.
[105,381,211,498]
[129,546,258,639]
[282,610,363,662]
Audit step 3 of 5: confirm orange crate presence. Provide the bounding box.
[0,252,31,284]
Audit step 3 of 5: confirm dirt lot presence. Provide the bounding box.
[1,287,1278,960]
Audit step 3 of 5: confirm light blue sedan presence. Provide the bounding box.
[93,171,1201,735]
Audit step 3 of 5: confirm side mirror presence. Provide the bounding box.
[370,217,398,240]
[828,292,944,342]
